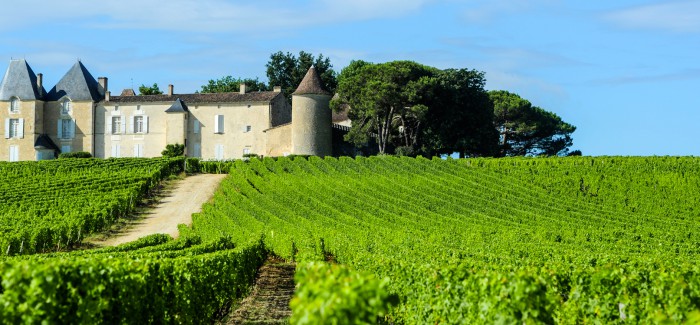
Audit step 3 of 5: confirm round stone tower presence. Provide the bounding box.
[291,66,332,157]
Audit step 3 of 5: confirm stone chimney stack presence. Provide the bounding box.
[273,86,281,92]
[239,83,247,94]
[37,73,43,91]
[168,84,174,96]
[98,77,108,96]
[106,91,111,102]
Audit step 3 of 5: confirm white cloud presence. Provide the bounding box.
[461,0,558,23]
[605,1,700,33]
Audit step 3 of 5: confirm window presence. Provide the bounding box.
[193,143,201,157]
[214,115,224,134]
[134,144,143,158]
[61,99,71,115]
[114,106,119,112]
[243,148,251,156]
[4,118,23,139]
[62,119,72,138]
[111,144,120,158]
[193,120,200,134]
[10,97,19,113]
[215,144,224,160]
[9,146,19,162]
[134,116,144,133]
[245,125,252,133]
[112,116,121,134]
[9,119,20,138]
[61,145,71,154]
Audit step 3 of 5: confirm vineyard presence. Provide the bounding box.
[0,156,699,323]
[0,158,182,254]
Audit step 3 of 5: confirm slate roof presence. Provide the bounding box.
[108,91,282,104]
[46,61,104,101]
[34,134,59,150]
[0,59,45,100]
[165,98,189,113]
[292,66,331,96]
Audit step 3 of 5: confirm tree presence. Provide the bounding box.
[266,51,338,101]
[199,76,268,93]
[332,60,437,154]
[489,90,576,156]
[421,69,498,157]
[138,83,163,95]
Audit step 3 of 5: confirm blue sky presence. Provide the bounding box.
[1,0,698,156]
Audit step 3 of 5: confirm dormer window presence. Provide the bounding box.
[61,99,71,115]
[9,97,19,113]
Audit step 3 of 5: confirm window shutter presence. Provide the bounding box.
[57,120,63,139]
[194,143,201,157]
[106,116,112,135]
[120,115,126,134]
[18,118,24,138]
[143,116,149,133]
[4,119,9,139]
[194,120,200,134]
[214,115,219,133]
[128,115,134,134]
[69,120,75,139]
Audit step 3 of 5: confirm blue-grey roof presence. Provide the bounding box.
[46,61,104,101]
[34,134,59,150]
[0,59,45,100]
[165,98,189,113]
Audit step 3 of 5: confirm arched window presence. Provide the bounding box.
[61,99,71,114]
[9,97,19,113]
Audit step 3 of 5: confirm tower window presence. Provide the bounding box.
[9,97,19,113]
[61,99,71,115]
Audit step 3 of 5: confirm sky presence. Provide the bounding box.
[1,0,698,156]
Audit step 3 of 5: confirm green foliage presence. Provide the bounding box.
[138,83,163,95]
[189,156,700,323]
[0,237,267,323]
[0,158,183,255]
[291,262,399,324]
[199,76,268,93]
[490,90,576,156]
[161,143,185,157]
[266,51,337,101]
[58,151,92,158]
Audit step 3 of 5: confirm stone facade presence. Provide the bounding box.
[0,59,334,161]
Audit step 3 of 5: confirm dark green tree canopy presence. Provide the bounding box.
[138,83,163,95]
[333,60,497,157]
[266,51,337,101]
[199,76,268,93]
[489,90,576,156]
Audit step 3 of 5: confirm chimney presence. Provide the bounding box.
[239,83,247,94]
[273,86,281,93]
[168,84,174,96]
[98,77,108,96]
[106,91,111,102]
[37,73,43,90]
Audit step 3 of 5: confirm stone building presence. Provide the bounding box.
[0,59,333,161]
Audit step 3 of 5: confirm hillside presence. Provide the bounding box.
[193,156,700,323]
[0,156,699,323]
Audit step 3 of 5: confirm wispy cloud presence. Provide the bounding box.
[0,0,434,33]
[461,0,558,23]
[605,1,700,33]
[593,68,700,85]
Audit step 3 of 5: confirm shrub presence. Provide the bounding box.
[161,144,185,158]
[58,151,92,159]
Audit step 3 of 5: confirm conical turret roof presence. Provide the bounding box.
[0,59,44,100]
[165,98,189,113]
[46,61,104,101]
[292,66,331,96]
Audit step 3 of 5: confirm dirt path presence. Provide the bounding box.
[227,257,296,324]
[96,174,227,246]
